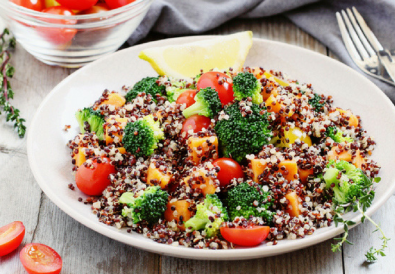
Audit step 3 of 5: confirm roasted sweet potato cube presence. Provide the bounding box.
[100,93,126,108]
[164,200,192,231]
[188,136,218,165]
[147,162,172,189]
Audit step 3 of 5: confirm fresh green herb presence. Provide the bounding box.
[0,29,26,138]
[322,161,389,262]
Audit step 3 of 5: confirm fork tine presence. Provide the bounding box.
[341,10,370,60]
[352,7,383,52]
[336,12,363,62]
[346,8,376,57]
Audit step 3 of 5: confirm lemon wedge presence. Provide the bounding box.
[139,31,253,79]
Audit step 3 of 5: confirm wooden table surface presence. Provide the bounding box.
[0,15,394,274]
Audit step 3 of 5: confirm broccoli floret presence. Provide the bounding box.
[226,183,274,224]
[308,93,325,113]
[119,186,169,224]
[323,160,372,205]
[125,77,165,102]
[123,115,164,157]
[326,126,353,143]
[184,194,228,238]
[214,102,272,162]
[232,72,263,104]
[182,87,222,118]
[75,107,105,140]
[166,80,188,102]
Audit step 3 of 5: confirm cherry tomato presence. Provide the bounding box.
[56,0,97,10]
[80,3,110,14]
[20,243,62,274]
[220,225,270,246]
[0,221,25,257]
[75,157,116,196]
[180,115,211,137]
[10,0,44,11]
[176,89,197,108]
[197,71,234,106]
[44,0,60,8]
[213,158,244,187]
[104,0,136,9]
[39,7,77,45]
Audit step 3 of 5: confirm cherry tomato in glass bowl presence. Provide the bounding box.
[75,157,116,196]
[176,89,197,108]
[56,0,97,10]
[80,3,110,14]
[20,243,62,274]
[213,158,244,187]
[38,6,77,46]
[220,225,270,246]
[197,71,234,106]
[180,115,211,137]
[105,0,136,9]
[0,221,25,257]
[10,0,44,11]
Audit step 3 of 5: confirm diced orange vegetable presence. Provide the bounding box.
[250,159,298,183]
[184,170,217,196]
[164,200,192,231]
[265,95,281,113]
[73,147,86,167]
[251,159,267,183]
[265,95,294,117]
[285,192,301,217]
[105,117,128,145]
[188,136,218,165]
[261,81,279,101]
[100,93,126,108]
[117,147,126,154]
[298,168,314,183]
[147,162,172,189]
[352,149,366,170]
[328,146,352,162]
[279,160,298,182]
[336,108,359,127]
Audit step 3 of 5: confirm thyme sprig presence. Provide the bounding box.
[0,28,26,138]
[331,177,389,262]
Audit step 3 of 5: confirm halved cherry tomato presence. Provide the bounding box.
[220,225,270,246]
[80,3,110,14]
[104,0,136,9]
[75,157,116,196]
[39,7,77,45]
[0,221,25,256]
[56,0,97,10]
[180,115,211,137]
[20,243,62,274]
[197,71,234,106]
[213,158,244,187]
[10,0,44,11]
[176,89,197,108]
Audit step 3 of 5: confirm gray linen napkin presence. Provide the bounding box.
[128,0,395,102]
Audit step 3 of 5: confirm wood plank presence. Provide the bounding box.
[343,196,395,274]
[0,40,70,273]
[161,16,342,274]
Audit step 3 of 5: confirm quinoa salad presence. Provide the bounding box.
[67,67,381,251]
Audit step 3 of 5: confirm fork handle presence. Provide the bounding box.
[378,50,395,83]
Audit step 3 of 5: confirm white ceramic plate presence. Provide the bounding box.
[27,36,395,260]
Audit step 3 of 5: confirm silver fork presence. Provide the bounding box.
[336,7,395,86]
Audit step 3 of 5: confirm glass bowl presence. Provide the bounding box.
[0,0,153,68]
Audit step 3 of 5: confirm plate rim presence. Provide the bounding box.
[27,35,395,260]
